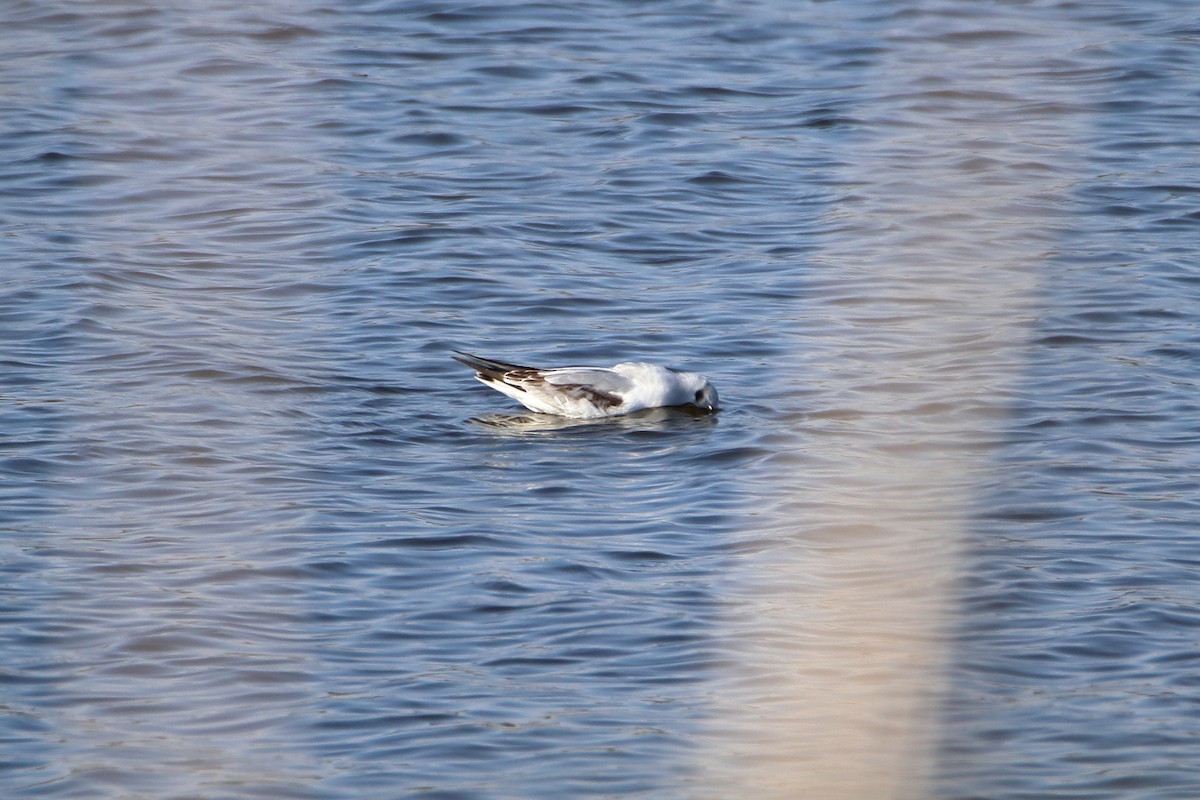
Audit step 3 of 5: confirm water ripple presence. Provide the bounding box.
[2,0,1200,798]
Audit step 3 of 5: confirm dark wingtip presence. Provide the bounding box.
[451,351,481,369]
[451,350,498,375]
[449,351,531,373]
[451,351,533,389]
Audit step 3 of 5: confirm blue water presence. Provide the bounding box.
[2,1,1199,797]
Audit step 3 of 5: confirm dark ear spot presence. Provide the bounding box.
[694,389,704,401]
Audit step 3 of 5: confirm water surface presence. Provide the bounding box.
[3,1,1200,798]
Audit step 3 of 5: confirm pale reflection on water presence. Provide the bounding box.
[701,6,1086,797]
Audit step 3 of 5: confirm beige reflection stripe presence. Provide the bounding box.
[702,15,1083,800]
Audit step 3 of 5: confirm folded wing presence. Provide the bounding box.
[453,352,633,417]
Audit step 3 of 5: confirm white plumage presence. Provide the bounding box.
[452,351,719,419]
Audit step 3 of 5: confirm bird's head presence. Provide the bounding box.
[688,377,720,412]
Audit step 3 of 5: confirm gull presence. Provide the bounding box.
[452,351,719,419]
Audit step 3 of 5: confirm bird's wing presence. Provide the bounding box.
[508,367,632,415]
[452,352,634,416]
[540,367,633,394]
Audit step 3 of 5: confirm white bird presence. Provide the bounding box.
[452,351,719,419]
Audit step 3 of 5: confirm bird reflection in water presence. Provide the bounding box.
[469,404,718,434]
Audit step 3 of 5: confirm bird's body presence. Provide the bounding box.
[452,351,719,419]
